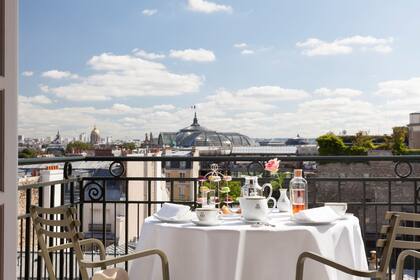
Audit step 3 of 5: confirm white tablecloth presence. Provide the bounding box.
[129,212,368,280]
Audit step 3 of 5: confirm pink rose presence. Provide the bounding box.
[265,158,280,173]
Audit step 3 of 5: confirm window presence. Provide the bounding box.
[179,172,185,178]
[180,161,186,169]
[179,186,184,198]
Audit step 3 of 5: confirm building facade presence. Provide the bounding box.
[408,112,420,149]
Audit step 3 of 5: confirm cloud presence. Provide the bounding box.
[241,49,254,55]
[296,35,394,56]
[187,0,232,13]
[169,48,216,62]
[235,43,272,55]
[132,49,165,60]
[43,52,203,101]
[20,95,53,105]
[233,43,248,49]
[375,77,420,99]
[20,75,420,139]
[142,9,157,16]
[42,70,79,79]
[200,86,310,114]
[314,88,363,98]
[22,71,34,77]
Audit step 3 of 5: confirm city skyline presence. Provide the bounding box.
[19,0,420,139]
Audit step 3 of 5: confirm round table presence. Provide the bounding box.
[129,212,368,280]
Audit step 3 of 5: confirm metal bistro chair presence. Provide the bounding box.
[30,205,170,280]
[296,211,420,280]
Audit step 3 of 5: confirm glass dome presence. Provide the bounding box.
[173,113,255,147]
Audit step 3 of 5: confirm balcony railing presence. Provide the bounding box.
[16,155,420,279]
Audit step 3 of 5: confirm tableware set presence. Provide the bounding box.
[153,165,350,227]
[192,208,223,226]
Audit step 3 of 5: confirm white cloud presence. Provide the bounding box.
[314,88,363,98]
[42,70,79,79]
[21,75,420,138]
[22,71,34,77]
[142,9,157,16]
[241,49,255,55]
[44,52,203,101]
[296,36,394,56]
[20,95,53,105]
[235,86,309,100]
[187,0,232,13]
[375,77,420,99]
[234,43,248,49]
[132,49,165,60]
[169,48,216,62]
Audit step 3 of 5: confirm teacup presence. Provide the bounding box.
[324,202,347,216]
[239,196,276,221]
[195,208,219,222]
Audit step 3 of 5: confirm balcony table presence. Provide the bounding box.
[129,212,368,280]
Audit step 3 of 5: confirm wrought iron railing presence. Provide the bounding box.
[17,155,420,279]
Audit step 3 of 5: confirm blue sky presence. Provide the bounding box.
[18,0,420,139]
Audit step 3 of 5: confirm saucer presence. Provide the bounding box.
[220,213,241,220]
[192,219,223,226]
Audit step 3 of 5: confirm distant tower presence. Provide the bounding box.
[149,132,153,142]
[408,113,420,149]
[145,133,149,143]
[90,125,100,145]
[52,130,61,144]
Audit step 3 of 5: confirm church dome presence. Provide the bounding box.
[91,126,100,135]
[90,125,101,144]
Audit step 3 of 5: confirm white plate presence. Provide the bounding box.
[153,212,193,223]
[192,219,223,226]
[220,213,241,220]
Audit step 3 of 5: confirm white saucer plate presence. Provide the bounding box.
[220,213,241,220]
[192,219,223,226]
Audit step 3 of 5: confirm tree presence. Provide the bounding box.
[66,141,93,153]
[391,126,408,154]
[18,148,38,158]
[353,131,375,149]
[317,133,347,155]
[122,142,136,151]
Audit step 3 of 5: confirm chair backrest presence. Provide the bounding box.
[30,205,90,280]
[376,211,420,275]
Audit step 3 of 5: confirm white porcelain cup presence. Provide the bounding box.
[239,196,276,221]
[324,203,347,216]
[195,208,219,222]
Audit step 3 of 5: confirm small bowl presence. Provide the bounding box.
[324,203,347,216]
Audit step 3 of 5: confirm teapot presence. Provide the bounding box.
[242,176,273,198]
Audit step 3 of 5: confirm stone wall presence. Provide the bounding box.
[307,158,419,246]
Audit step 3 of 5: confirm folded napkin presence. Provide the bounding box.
[155,203,191,220]
[294,206,340,223]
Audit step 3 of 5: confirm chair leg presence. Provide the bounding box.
[158,251,170,280]
[295,254,305,280]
